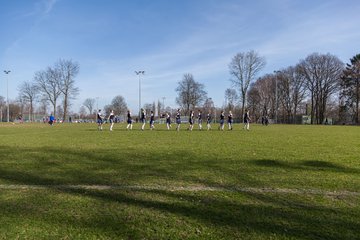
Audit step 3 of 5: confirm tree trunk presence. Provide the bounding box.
[241,98,245,123]
[310,94,315,124]
[63,94,68,122]
[30,101,33,122]
[356,79,359,124]
[53,101,57,119]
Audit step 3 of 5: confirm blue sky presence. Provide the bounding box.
[1,0,359,113]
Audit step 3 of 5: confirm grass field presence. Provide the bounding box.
[0,122,359,239]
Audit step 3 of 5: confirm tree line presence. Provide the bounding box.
[5,59,79,122]
[246,52,359,125]
[3,52,359,125]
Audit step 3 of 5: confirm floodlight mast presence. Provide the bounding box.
[3,70,11,122]
[274,70,280,124]
[135,71,145,117]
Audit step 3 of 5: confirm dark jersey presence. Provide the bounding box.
[176,111,181,124]
[189,112,194,124]
[141,112,145,121]
[166,115,171,124]
[228,114,233,123]
[220,113,225,120]
[207,113,211,123]
[127,112,132,123]
[97,113,102,120]
[244,112,249,123]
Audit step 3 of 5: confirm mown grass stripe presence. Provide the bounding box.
[1,184,359,196]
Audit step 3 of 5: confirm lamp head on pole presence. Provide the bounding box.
[135,70,145,75]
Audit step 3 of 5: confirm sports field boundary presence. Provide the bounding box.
[0,184,359,197]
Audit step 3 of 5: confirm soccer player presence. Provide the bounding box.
[219,110,225,131]
[126,110,133,130]
[97,109,103,130]
[243,109,251,130]
[198,110,203,130]
[108,110,115,131]
[228,111,233,130]
[149,110,155,130]
[188,110,194,131]
[176,109,181,131]
[49,113,55,126]
[206,111,212,130]
[140,108,146,130]
[166,112,171,130]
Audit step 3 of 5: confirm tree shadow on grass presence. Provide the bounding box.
[252,159,360,174]
[0,146,360,239]
[1,170,359,239]
[0,145,259,187]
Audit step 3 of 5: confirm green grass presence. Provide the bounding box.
[0,122,359,239]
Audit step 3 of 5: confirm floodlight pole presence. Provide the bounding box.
[4,70,11,122]
[96,97,99,111]
[135,71,145,117]
[162,97,165,113]
[274,71,280,124]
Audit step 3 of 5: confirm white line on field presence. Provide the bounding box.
[0,184,359,197]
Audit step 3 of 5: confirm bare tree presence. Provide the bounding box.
[18,81,38,122]
[103,104,113,117]
[340,54,360,124]
[248,75,274,120]
[224,88,238,111]
[203,97,215,112]
[275,66,307,123]
[298,53,344,124]
[143,103,155,115]
[38,99,48,117]
[175,73,207,115]
[229,50,266,117]
[247,82,262,122]
[56,59,80,122]
[83,98,96,115]
[9,102,21,122]
[35,67,62,118]
[57,105,64,120]
[111,95,128,117]
[0,96,5,122]
[79,106,87,119]
[157,99,163,116]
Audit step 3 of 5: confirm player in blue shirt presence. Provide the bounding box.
[49,114,55,126]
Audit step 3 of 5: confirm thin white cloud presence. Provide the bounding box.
[5,0,360,112]
[20,0,59,18]
[43,0,58,15]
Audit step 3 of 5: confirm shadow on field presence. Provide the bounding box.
[252,159,360,174]
[0,145,359,239]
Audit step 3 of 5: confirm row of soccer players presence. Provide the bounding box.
[96,108,251,131]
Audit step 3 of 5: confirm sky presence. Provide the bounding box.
[1,0,360,114]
